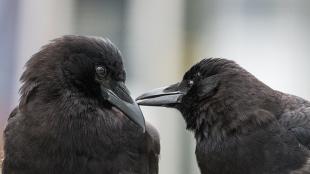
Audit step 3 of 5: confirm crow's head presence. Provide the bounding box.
[20,35,145,131]
[136,58,275,132]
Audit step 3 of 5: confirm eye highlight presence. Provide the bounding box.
[96,66,107,78]
[188,80,194,86]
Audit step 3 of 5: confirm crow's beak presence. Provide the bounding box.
[101,82,145,132]
[136,83,186,107]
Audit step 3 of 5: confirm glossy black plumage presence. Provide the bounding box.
[2,35,160,174]
[137,58,310,174]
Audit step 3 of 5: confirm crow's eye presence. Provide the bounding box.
[188,80,194,86]
[96,66,107,78]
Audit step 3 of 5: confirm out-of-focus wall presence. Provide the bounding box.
[185,0,310,100]
[0,0,19,148]
[0,1,310,174]
[125,1,197,174]
[13,0,75,105]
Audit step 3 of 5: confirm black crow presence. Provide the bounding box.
[2,35,160,174]
[136,58,310,174]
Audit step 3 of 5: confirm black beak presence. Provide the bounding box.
[101,82,145,132]
[136,82,186,107]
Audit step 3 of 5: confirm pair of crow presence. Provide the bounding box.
[2,35,310,174]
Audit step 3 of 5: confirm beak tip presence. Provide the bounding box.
[134,108,146,133]
[135,94,150,106]
[135,95,145,101]
[135,99,143,105]
[135,118,146,133]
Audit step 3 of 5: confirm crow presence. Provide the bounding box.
[136,58,310,174]
[2,35,160,174]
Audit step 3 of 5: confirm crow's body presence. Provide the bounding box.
[3,35,159,174]
[194,92,310,174]
[137,58,310,174]
[4,108,159,174]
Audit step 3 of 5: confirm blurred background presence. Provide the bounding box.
[1,0,310,173]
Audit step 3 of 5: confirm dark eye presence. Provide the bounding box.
[96,66,107,78]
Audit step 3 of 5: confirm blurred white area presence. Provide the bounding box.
[190,0,310,100]
[12,0,75,105]
[125,1,198,174]
[1,0,310,174]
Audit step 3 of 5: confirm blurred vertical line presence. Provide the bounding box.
[189,0,310,99]
[0,0,19,142]
[73,0,127,52]
[182,0,217,173]
[12,0,75,106]
[184,0,217,63]
[124,0,197,174]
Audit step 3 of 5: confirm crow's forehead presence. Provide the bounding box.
[183,58,235,80]
[183,63,201,80]
[60,35,125,80]
[61,35,123,63]
[21,35,126,85]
